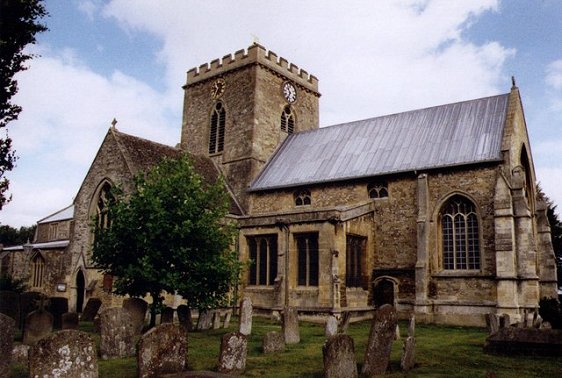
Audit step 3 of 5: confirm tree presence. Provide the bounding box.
[0,0,48,209]
[537,184,562,287]
[0,224,36,246]
[92,154,242,328]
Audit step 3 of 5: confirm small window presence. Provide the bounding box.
[48,223,58,240]
[295,233,319,286]
[31,254,45,288]
[209,101,226,154]
[281,106,295,134]
[248,235,278,286]
[346,235,366,288]
[294,189,311,206]
[368,182,388,199]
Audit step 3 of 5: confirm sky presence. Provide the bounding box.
[2,0,562,227]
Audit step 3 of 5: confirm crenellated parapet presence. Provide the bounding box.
[184,43,319,93]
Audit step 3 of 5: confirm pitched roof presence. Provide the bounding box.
[250,93,509,191]
[37,204,74,224]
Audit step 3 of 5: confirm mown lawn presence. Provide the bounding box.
[12,317,562,377]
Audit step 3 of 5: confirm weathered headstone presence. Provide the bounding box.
[99,307,136,359]
[486,313,499,335]
[161,306,174,324]
[12,344,30,365]
[338,311,352,334]
[29,330,98,377]
[176,305,192,331]
[500,313,511,329]
[239,298,253,335]
[325,315,338,337]
[323,334,358,378]
[0,290,20,327]
[23,310,54,345]
[282,306,300,344]
[19,291,42,329]
[137,323,188,378]
[48,297,69,329]
[62,312,80,330]
[0,313,15,377]
[395,323,401,340]
[213,311,222,329]
[223,311,232,329]
[362,304,397,376]
[408,314,416,337]
[123,297,148,334]
[400,314,416,372]
[262,331,285,354]
[218,332,247,375]
[81,298,102,321]
[197,309,213,330]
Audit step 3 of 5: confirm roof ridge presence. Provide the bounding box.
[37,204,74,223]
[111,128,179,151]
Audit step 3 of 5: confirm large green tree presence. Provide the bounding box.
[92,154,241,327]
[0,223,36,246]
[0,0,48,209]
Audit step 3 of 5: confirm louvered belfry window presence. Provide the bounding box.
[280,106,295,134]
[441,195,480,270]
[209,101,226,154]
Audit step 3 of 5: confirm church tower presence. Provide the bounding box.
[180,44,320,211]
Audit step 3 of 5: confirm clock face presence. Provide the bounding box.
[211,78,226,99]
[283,82,297,104]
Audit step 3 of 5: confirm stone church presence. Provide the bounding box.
[1,44,558,326]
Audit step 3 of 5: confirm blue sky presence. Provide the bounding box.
[2,0,562,227]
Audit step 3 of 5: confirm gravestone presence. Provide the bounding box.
[99,307,136,359]
[0,313,15,377]
[81,298,102,321]
[362,304,397,376]
[262,331,285,353]
[223,311,232,329]
[48,297,69,329]
[29,330,98,377]
[484,328,562,356]
[23,310,54,345]
[322,334,358,378]
[338,311,352,334]
[395,324,401,340]
[239,298,253,335]
[213,311,222,329]
[123,297,148,334]
[161,306,174,324]
[19,291,42,329]
[499,313,510,329]
[218,332,247,375]
[137,323,188,378]
[282,306,300,344]
[325,315,338,337]
[486,313,500,335]
[176,305,192,331]
[12,344,30,365]
[0,290,20,327]
[62,312,80,330]
[197,309,213,330]
[400,315,416,372]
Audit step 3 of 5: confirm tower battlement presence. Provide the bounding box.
[185,43,318,92]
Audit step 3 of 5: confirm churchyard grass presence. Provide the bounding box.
[11,317,562,377]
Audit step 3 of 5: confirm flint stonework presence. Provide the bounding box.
[262,331,285,353]
[23,310,53,345]
[282,306,300,344]
[239,297,253,335]
[99,307,136,359]
[137,323,188,378]
[322,334,358,378]
[362,304,397,376]
[0,313,15,377]
[218,332,247,375]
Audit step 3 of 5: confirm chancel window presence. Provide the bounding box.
[281,106,295,134]
[248,235,278,286]
[209,101,226,154]
[368,182,388,199]
[31,254,45,288]
[296,233,319,286]
[96,183,114,230]
[441,195,480,270]
[346,235,366,288]
[294,189,311,206]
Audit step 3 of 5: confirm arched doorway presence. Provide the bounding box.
[373,278,395,307]
[76,270,85,313]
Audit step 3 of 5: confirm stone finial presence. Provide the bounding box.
[511,75,517,89]
[111,118,117,128]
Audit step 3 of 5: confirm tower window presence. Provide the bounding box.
[441,195,480,270]
[294,189,311,206]
[296,233,319,286]
[281,106,295,134]
[247,235,278,286]
[209,101,226,154]
[368,182,388,199]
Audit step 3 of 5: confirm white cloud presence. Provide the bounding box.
[536,167,562,214]
[546,60,562,90]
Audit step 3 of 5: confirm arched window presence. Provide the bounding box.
[440,195,480,270]
[281,106,295,134]
[31,254,45,288]
[294,189,311,206]
[368,182,388,199]
[209,101,226,154]
[96,182,114,230]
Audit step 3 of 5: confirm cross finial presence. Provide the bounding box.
[511,76,517,89]
[111,118,117,128]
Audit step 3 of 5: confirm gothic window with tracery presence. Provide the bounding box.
[368,182,388,199]
[31,254,45,288]
[209,101,226,154]
[294,189,311,206]
[96,183,114,230]
[281,106,295,134]
[247,235,278,286]
[441,195,480,270]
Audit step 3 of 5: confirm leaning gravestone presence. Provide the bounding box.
[19,291,42,329]
[282,306,300,344]
[62,312,80,330]
[239,298,253,335]
[325,315,338,337]
[362,304,398,376]
[323,334,358,378]
[0,290,20,327]
[29,330,98,378]
[123,297,148,334]
[81,298,102,321]
[400,315,416,372]
[262,331,285,353]
[218,332,247,375]
[176,305,193,331]
[161,306,174,324]
[99,307,136,359]
[213,311,222,329]
[0,313,15,377]
[48,297,69,329]
[137,323,188,378]
[197,309,213,330]
[338,311,352,334]
[23,310,54,345]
